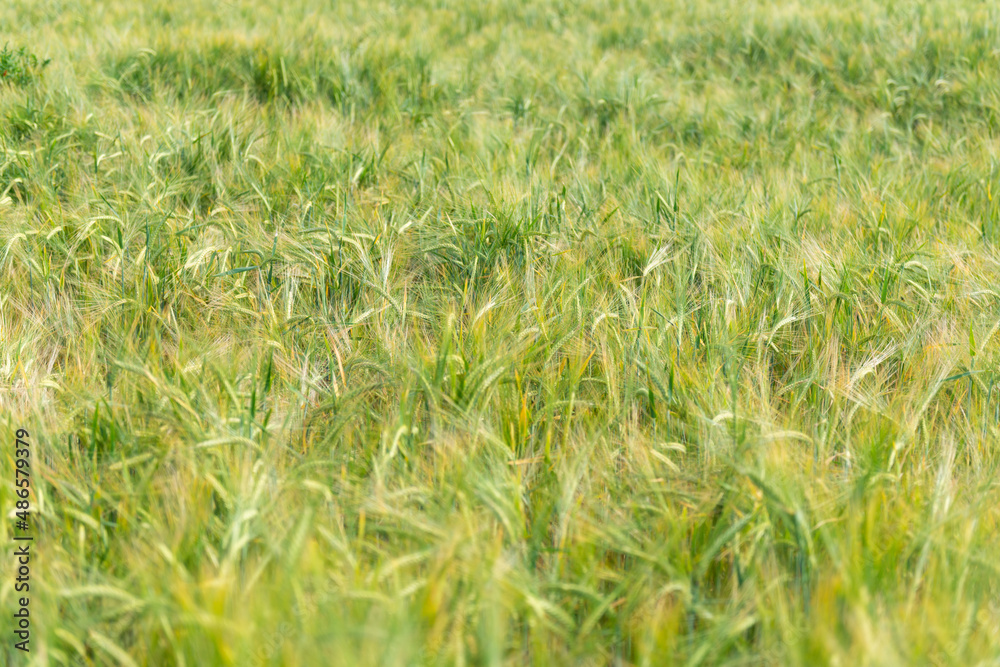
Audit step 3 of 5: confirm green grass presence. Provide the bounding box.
[0,45,48,88]
[2,0,1000,664]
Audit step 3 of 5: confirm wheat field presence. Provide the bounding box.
[2,0,1000,665]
